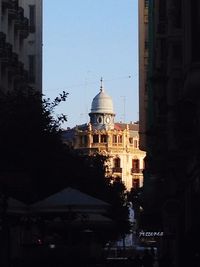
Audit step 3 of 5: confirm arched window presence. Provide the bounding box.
[113,135,117,144]
[114,157,121,168]
[134,140,138,148]
[132,159,140,173]
[118,135,123,143]
[113,157,122,173]
[100,135,107,143]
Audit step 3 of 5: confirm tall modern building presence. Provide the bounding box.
[0,0,42,92]
[139,0,200,266]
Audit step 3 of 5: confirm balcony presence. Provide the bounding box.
[19,18,29,39]
[14,15,29,39]
[0,35,29,87]
[8,1,18,20]
[112,167,122,173]
[8,9,18,20]
[131,168,143,174]
[112,143,123,147]
[0,43,12,64]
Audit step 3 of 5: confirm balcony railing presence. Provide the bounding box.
[131,168,143,174]
[112,167,122,173]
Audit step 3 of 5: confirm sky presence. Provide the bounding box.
[43,0,138,129]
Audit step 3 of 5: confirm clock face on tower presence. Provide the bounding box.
[105,116,111,124]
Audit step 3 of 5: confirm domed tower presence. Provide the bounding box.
[89,78,115,130]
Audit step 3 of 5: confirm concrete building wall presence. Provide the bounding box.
[19,0,42,91]
[0,0,42,92]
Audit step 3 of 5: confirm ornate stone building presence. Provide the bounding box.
[62,82,146,191]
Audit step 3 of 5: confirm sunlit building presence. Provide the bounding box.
[0,0,42,92]
[62,81,146,191]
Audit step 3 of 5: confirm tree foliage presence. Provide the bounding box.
[0,88,68,199]
[0,88,130,239]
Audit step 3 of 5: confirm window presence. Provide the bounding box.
[29,5,36,33]
[113,157,122,173]
[132,178,140,189]
[101,135,107,143]
[28,55,36,83]
[134,140,138,148]
[144,0,148,8]
[114,158,121,168]
[132,159,140,173]
[129,138,133,144]
[83,135,87,145]
[80,135,87,146]
[118,135,122,143]
[145,41,149,50]
[145,83,148,93]
[93,134,99,143]
[113,135,117,143]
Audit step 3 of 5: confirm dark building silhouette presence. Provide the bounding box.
[0,0,42,92]
[139,1,200,266]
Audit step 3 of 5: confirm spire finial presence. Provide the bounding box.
[100,77,104,92]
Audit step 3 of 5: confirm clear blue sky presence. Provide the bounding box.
[43,0,138,129]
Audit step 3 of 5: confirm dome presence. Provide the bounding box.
[90,88,114,114]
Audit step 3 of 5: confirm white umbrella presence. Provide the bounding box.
[30,187,110,214]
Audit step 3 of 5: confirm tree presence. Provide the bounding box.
[0,87,68,201]
[0,87,130,240]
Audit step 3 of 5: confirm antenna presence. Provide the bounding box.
[100,77,104,92]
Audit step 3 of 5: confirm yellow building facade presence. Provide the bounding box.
[63,83,146,191]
